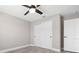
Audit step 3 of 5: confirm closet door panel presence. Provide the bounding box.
[33,20,53,49]
[74,19,79,52]
[64,20,76,52]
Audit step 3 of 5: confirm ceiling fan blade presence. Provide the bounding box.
[35,9,43,15]
[22,5,31,8]
[37,5,40,7]
[31,5,36,8]
[24,11,29,15]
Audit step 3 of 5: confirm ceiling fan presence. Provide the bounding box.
[22,5,43,15]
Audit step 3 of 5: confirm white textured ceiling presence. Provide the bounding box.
[0,5,79,21]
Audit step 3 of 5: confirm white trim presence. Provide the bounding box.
[64,49,79,53]
[0,44,61,53]
[29,44,35,46]
[51,48,61,52]
[0,44,31,53]
[34,45,61,52]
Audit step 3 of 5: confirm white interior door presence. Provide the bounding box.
[64,20,76,52]
[64,19,79,52]
[33,20,53,49]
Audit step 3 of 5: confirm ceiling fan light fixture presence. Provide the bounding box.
[22,5,43,15]
[29,8,35,13]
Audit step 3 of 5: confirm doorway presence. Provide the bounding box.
[33,20,53,49]
[64,18,79,52]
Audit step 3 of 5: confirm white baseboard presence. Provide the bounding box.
[0,44,32,53]
[51,48,61,52]
[34,45,61,52]
[0,44,60,53]
[29,44,35,46]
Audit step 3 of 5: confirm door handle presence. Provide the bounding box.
[50,36,52,38]
[64,36,67,38]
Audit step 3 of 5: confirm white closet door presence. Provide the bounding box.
[74,19,79,52]
[64,20,76,52]
[33,20,53,49]
[64,19,79,52]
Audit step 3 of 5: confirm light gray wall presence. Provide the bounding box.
[0,12,31,50]
[52,15,61,50]
[31,15,62,51]
[63,12,79,20]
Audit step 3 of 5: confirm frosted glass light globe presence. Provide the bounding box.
[29,8,35,13]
